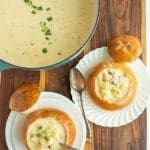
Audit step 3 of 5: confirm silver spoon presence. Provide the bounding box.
[70,68,91,138]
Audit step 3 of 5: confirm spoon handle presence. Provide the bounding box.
[59,143,78,150]
[79,92,91,138]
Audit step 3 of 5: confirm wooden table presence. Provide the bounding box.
[0,0,147,149]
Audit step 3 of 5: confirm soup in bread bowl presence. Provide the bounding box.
[87,61,137,110]
[23,108,76,150]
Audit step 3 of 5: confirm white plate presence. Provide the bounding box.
[5,92,86,150]
[71,47,150,127]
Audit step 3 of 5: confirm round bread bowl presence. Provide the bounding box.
[23,108,76,150]
[87,61,137,110]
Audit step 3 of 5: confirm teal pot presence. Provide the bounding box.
[0,1,100,71]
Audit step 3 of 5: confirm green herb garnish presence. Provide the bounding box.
[46,7,51,11]
[31,10,36,14]
[24,0,32,5]
[42,48,48,53]
[24,0,53,45]
[45,37,49,40]
[25,1,43,11]
[36,133,41,138]
[44,136,49,141]
[37,6,43,10]
[45,29,52,36]
[43,22,46,25]
[24,0,29,3]
[38,126,42,130]
[40,21,49,32]
[47,17,53,21]
[28,1,32,6]
[32,5,37,9]
[108,71,113,75]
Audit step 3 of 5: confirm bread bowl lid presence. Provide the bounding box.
[9,83,41,114]
[108,34,142,63]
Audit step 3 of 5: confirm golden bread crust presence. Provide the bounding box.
[23,108,76,150]
[108,34,142,62]
[9,83,41,112]
[87,61,137,110]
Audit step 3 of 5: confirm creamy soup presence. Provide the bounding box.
[27,118,66,150]
[0,0,98,67]
[95,68,130,103]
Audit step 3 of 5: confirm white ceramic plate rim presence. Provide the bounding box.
[5,92,86,150]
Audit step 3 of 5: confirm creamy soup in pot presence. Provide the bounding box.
[0,0,98,67]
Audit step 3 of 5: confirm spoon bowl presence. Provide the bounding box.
[70,68,86,92]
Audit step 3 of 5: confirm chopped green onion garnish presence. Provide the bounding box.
[45,30,52,36]
[27,0,32,6]
[24,0,29,3]
[36,133,41,137]
[38,126,42,130]
[24,1,53,45]
[37,6,43,10]
[44,136,49,141]
[43,22,46,26]
[108,71,113,75]
[45,37,49,40]
[32,5,37,9]
[31,10,36,14]
[46,7,51,11]
[42,48,48,53]
[47,17,53,21]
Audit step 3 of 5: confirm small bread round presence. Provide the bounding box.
[23,108,76,149]
[87,61,137,110]
[9,83,41,112]
[108,34,142,62]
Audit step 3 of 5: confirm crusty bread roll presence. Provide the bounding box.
[87,61,137,110]
[108,34,142,62]
[23,108,76,150]
[9,83,41,113]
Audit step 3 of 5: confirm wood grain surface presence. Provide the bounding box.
[0,0,146,150]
